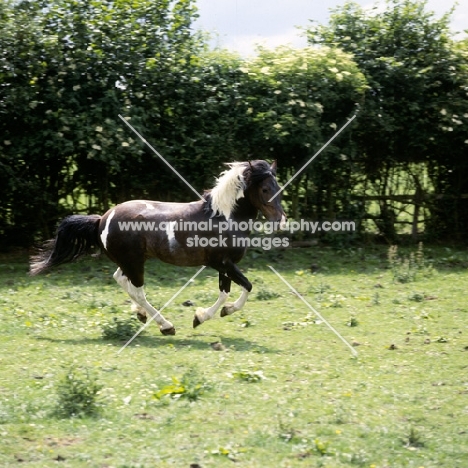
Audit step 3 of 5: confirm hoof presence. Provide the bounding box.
[136,312,147,324]
[160,326,176,336]
[193,315,202,328]
[220,305,235,317]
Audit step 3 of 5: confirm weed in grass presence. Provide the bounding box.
[229,369,266,383]
[342,450,369,466]
[238,314,253,328]
[101,316,142,340]
[327,294,345,308]
[346,315,359,327]
[310,282,331,295]
[313,437,331,456]
[53,365,103,418]
[210,445,242,462]
[297,438,332,458]
[412,324,430,335]
[387,242,434,283]
[153,369,210,402]
[372,291,380,305]
[404,427,425,448]
[408,292,425,302]
[255,286,280,301]
[277,417,303,443]
[0,401,14,424]
[331,404,349,424]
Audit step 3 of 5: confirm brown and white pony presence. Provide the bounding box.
[30,160,286,335]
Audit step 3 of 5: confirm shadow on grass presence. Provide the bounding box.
[34,334,278,354]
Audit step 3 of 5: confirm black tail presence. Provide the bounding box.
[30,215,102,276]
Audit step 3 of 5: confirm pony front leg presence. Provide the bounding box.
[193,272,230,328]
[219,260,252,318]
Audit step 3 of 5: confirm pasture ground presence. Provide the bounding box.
[0,244,467,467]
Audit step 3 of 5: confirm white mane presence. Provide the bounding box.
[210,162,247,219]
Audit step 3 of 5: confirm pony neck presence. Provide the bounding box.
[229,194,258,223]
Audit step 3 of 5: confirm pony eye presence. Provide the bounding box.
[262,188,268,193]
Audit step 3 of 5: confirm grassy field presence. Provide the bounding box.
[0,243,467,467]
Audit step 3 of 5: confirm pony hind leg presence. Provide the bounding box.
[220,288,250,317]
[113,268,147,323]
[113,267,175,336]
[193,273,230,328]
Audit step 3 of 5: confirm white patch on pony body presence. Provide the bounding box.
[144,202,156,210]
[166,221,177,248]
[100,209,115,249]
[210,162,246,219]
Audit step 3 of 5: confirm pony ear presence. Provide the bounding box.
[270,160,277,175]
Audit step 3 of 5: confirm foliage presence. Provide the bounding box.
[101,315,142,340]
[307,0,468,240]
[153,369,210,402]
[54,365,103,418]
[229,369,266,383]
[0,0,201,244]
[387,242,434,283]
[238,46,367,219]
[255,286,281,301]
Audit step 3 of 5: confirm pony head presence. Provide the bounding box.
[208,160,286,223]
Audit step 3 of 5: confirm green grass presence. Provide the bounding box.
[0,245,467,467]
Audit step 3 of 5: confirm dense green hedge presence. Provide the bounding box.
[1,0,467,246]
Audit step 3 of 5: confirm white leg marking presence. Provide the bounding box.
[113,268,147,320]
[221,288,250,316]
[195,290,229,324]
[100,210,116,249]
[127,282,174,332]
[113,267,128,290]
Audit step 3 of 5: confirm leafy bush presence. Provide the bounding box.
[255,287,280,301]
[153,369,210,402]
[229,370,266,383]
[54,366,103,418]
[101,316,142,340]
